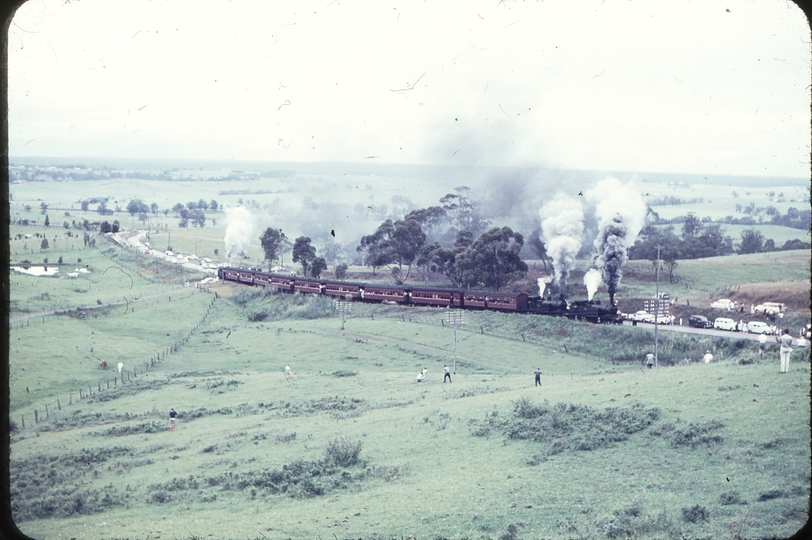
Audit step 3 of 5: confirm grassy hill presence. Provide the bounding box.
[8,278,810,540]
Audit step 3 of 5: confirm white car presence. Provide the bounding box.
[746,321,775,334]
[711,298,735,310]
[631,310,655,323]
[653,314,675,324]
[754,302,785,315]
[713,317,737,331]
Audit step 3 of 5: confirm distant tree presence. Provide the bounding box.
[334,262,348,280]
[63,221,70,229]
[292,236,317,276]
[186,201,197,210]
[112,220,120,233]
[127,199,149,215]
[661,244,680,283]
[428,230,475,287]
[735,204,742,213]
[81,200,89,211]
[40,202,48,214]
[738,229,764,254]
[138,212,149,223]
[403,206,447,238]
[188,209,206,227]
[163,209,170,216]
[310,257,327,278]
[681,212,703,239]
[100,221,112,233]
[40,238,49,250]
[454,226,527,290]
[763,238,776,252]
[150,202,159,215]
[439,186,490,237]
[179,218,189,228]
[259,227,285,268]
[198,199,209,210]
[357,217,426,283]
[44,215,50,227]
[58,256,63,264]
[172,202,185,213]
[210,199,219,211]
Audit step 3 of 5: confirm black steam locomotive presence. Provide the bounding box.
[217,267,623,324]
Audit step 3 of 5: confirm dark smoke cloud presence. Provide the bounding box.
[585,178,646,303]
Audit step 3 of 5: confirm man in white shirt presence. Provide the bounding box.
[703,351,713,363]
[758,333,768,356]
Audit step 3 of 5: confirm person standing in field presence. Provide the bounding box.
[284,364,292,381]
[169,408,177,432]
[758,333,768,356]
[779,328,793,373]
[534,368,543,387]
[703,351,714,363]
[443,365,452,383]
[645,352,655,369]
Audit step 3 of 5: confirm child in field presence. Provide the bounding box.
[169,408,177,431]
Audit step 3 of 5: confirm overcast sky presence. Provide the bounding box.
[7,0,811,177]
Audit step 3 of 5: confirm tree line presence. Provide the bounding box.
[256,187,528,290]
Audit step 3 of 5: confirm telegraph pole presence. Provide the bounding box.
[655,245,661,368]
[337,299,351,330]
[445,309,464,374]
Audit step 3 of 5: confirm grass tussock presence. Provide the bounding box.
[236,288,334,321]
[149,438,402,502]
[469,398,661,458]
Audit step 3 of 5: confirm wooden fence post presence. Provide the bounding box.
[57,398,61,411]
[98,382,101,392]
[21,415,24,429]
[45,404,49,419]
[34,410,38,423]
[79,389,83,399]
[69,393,73,405]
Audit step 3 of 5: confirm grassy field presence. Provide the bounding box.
[6,190,811,540]
[8,275,810,540]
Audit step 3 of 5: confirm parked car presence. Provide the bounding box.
[653,314,675,324]
[689,315,713,328]
[746,321,776,334]
[711,298,735,310]
[713,317,737,331]
[631,310,655,323]
[754,302,786,315]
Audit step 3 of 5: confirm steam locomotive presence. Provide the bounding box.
[217,267,624,324]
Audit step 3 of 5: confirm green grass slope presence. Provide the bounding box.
[9,289,810,540]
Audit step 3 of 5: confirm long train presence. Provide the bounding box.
[217,267,624,324]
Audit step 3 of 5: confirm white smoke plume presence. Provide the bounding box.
[540,192,584,294]
[583,268,603,301]
[224,206,256,263]
[537,275,553,298]
[585,178,647,304]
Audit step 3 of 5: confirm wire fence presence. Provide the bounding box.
[12,291,220,433]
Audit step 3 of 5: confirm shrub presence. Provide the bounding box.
[719,491,744,505]
[670,420,724,448]
[324,438,362,467]
[332,370,358,378]
[758,489,785,501]
[681,505,708,523]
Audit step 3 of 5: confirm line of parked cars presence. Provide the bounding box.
[689,314,777,334]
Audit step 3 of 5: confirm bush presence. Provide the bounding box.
[470,400,660,456]
[332,370,358,378]
[719,491,744,505]
[758,489,785,501]
[324,438,363,467]
[681,505,708,523]
[670,420,724,448]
